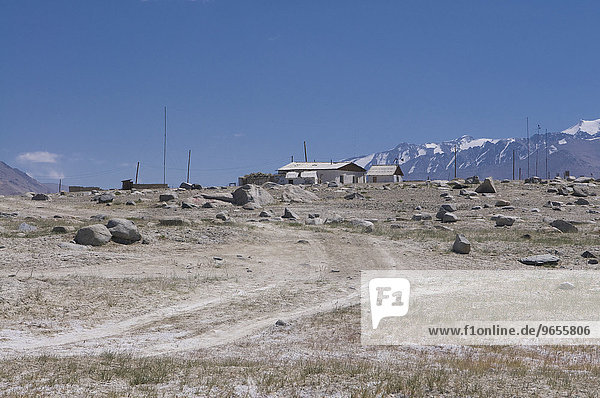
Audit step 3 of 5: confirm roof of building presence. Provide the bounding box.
[366,164,404,176]
[278,162,366,173]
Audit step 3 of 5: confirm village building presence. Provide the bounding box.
[277,162,366,185]
[366,164,404,183]
[121,179,169,190]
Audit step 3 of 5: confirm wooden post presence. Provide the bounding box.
[135,162,140,184]
[187,150,191,183]
[58,179,62,193]
[304,141,307,162]
[454,144,457,179]
[512,149,515,180]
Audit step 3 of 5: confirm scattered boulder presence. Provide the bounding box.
[495,216,516,227]
[574,198,590,205]
[242,202,262,210]
[97,193,115,203]
[412,213,432,221]
[558,282,575,290]
[159,193,178,202]
[305,218,324,226]
[464,176,480,185]
[475,177,497,194]
[519,254,560,266]
[90,214,108,221]
[181,201,197,209]
[18,223,37,232]
[282,208,299,220]
[31,193,51,201]
[327,181,339,188]
[179,182,193,190]
[158,218,190,226]
[550,219,578,233]
[280,185,320,203]
[126,200,136,206]
[582,251,597,259]
[440,204,457,212]
[325,214,344,224]
[442,212,458,223]
[202,202,216,208]
[572,185,590,197]
[452,234,471,254]
[232,184,275,207]
[557,185,570,196]
[52,226,72,233]
[344,192,365,200]
[275,319,287,327]
[495,199,511,207]
[350,219,374,232]
[74,224,112,246]
[259,210,274,218]
[106,218,141,244]
[216,211,230,221]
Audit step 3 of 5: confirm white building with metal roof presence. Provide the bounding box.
[366,164,404,183]
[277,162,366,184]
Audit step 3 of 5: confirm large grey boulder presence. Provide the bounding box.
[572,185,590,197]
[75,224,112,246]
[282,208,299,220]
[97,193,115,203]
[280,185,320,203]
[550,219,578,233]
[452,234,471,254]
[464,176,480,185]
[495,215,516,227]
[442,212,458,223]
[106,218,141,244]
[232,184,274,207]
[475,177,497,194]
[159,192,178,202]
[32,193,51,201]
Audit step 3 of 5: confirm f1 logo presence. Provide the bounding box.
[369,278,411,329]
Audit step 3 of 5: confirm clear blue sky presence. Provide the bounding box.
[1,0,599,188]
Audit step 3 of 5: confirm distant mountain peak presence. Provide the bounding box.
[561,118,600,136]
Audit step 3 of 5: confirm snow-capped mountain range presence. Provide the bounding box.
[346,118,600,180]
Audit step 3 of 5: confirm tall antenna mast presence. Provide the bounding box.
[163,106,167,185]
[526,117,530,178]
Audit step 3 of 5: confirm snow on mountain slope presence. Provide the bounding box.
[561,119,600,136]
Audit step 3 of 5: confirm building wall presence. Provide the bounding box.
[367,175,402,183]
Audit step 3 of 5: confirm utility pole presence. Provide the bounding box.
[512,149,515,180]
[163,106,167,185]
[526,117,530,178]
[303,141,308,162]
[545,128,548,179]
[135,162,140,184]
[58,179,62,193]
[454,144,458,179]
[186,150,191,184]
